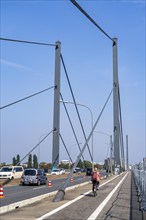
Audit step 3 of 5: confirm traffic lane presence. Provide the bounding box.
[41,173,127,220]
[0,175,90,207]
[2,174,90,199]
[2,174,90,195]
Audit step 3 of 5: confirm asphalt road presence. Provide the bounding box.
[0,174,91,207]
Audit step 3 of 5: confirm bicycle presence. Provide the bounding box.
[92,180,99,197]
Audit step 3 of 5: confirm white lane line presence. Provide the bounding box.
[33,186,46,190]
[87,172,129,220]
[36,190,91,220]
[36,174,121,220]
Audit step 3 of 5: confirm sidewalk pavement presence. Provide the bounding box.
[97,171,146,220]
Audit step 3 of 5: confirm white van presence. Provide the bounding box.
[0,166,24,179]
[22,168,47,185]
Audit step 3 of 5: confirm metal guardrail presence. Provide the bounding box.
[132,160,146,212]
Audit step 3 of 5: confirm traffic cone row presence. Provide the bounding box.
[0,185,4,198]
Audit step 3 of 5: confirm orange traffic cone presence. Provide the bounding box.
[0,185,4,198]
[70,176,74,182]
[48,180,52,187]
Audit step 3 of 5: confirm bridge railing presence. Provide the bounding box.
[132,160,146,212]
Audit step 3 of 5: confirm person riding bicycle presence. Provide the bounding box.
[91,167,100,196]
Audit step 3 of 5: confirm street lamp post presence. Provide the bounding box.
[59,100,94,171]
[68,145,74,172]
[94,131,113,174]
[38,133,48,168]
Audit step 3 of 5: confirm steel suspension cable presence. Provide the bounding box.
[59,133,73,164]
[16,129,54,166]
[61,54,93,161]
[60,93,85,162]
[0,86,55,110]
[0,37,56,47]
[70,0,113,42]
[59,88,114,194]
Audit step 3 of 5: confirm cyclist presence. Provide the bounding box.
[91,167,100,196]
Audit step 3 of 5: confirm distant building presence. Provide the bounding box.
[22,162,28,168]
[60,160,70,165]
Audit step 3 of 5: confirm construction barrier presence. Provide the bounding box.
[48,180,52,187]
[0,185,4,198]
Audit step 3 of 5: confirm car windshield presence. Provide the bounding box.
[1,167,13,172]
[24,170,36,176]
[52,169,59,172]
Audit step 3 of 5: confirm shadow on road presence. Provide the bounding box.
[0,178,13,186]
[81,192,95,197]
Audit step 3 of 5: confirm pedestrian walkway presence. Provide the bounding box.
[97,171,145,220]
[131,173,145,220]
[0,172,145,220]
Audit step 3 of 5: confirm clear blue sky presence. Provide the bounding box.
[0,0,145,166]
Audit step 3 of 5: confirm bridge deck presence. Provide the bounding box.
[0,172,145,220]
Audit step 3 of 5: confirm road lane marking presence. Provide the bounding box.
[33,186,46,190]
[36,174,121,220]
[87,172,129,220]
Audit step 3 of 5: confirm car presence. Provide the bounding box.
[21,168,47,186]
[0,166,24,179]
[51,169,61,175]
[73,167,82,173]
[44,168,49,173]
[99,172,108,179]
[114,167,120,175]
[86,167,93,176]
[60,168,65,174]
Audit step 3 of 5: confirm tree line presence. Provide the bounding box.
[12,154,38,169]
[0,155,105,171]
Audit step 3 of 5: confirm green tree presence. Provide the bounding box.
[0,162,6,168]
[33,154,38,168]
[84,160,92,168]
[12,157,16,165]
[47,163,52,169]
[77,159,83,168]
[16,154,20,165]
[28,154,32,168]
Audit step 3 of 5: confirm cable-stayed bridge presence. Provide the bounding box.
[0,37,125,177]
[0,0,145,218]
